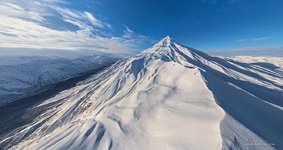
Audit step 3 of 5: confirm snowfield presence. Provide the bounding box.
[0,36,282,150]
[0,55,118,106]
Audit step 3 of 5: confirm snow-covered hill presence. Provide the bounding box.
[1,36,282,150]
[0,55,118,106]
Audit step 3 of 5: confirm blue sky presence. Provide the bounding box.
[0,0,282,55]
[89,0,283,50]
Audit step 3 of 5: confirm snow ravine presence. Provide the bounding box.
[1,36,282,150]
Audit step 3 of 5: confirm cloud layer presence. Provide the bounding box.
[236,36,273,42]
[0,0,149,54]
[206,46,283,57]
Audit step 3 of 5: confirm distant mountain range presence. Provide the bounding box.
[0,55,118,106]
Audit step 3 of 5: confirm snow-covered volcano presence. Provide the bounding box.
[1,36,283,150]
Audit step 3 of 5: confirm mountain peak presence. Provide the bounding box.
[164,35,171,41]
[154,35,174,47]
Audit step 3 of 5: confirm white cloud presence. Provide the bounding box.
[0,0,148,54]
[83,11,104,28]
[206,46,283,57]
[237,36,273,42]
[0,2,47,22]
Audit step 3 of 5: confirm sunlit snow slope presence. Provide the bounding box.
[1,36,282,150]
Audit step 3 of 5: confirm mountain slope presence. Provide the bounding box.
[0,55,118,106]
[1,36,282,150]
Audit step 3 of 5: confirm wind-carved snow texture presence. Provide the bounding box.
[1,36,282,150]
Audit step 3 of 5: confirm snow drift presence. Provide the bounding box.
[1,36,282,150]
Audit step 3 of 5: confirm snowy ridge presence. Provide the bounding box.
[1,36,282,150]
